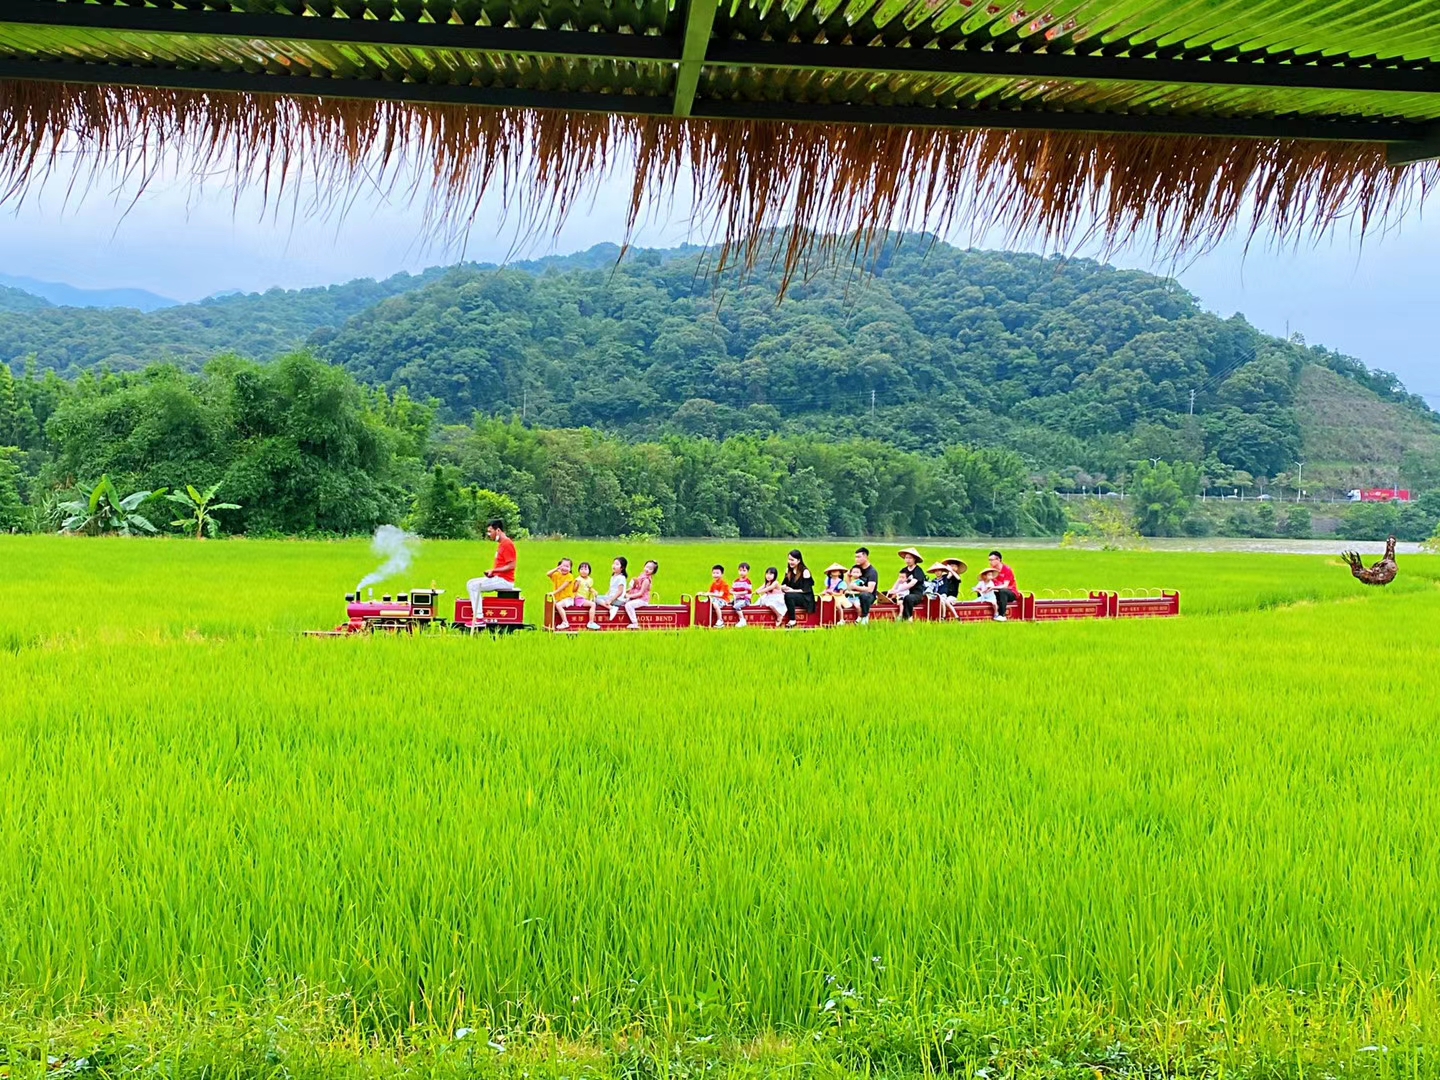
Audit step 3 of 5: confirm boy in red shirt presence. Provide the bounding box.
[730,562,754,627]
[986,549,1019,621]
[465,518,518,626]
[704,564,732,627]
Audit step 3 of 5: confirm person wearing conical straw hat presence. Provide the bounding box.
[819,561,848,622]
[888,547,927,621]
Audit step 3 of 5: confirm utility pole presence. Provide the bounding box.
[522,387,528,421]
[1294,461,1304,503]
[870,389,876,415]
[1188,388,1195,416]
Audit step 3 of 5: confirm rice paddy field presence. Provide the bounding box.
[4,534,1440,1080]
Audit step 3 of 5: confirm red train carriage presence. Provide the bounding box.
[543,594,693,631]
[1113,591,1181,618]
[454,593,532,632]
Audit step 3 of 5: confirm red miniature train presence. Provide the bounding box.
[311,587,532,635]
[543,589,1180,631]
[314,586,1179,636]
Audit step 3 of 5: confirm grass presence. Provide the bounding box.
[3,535,1440,1078]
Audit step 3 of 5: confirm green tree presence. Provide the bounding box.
[466,488,523,535]
[166,482,242,539]
[0,447,24,531]
[410,466,471,539]
[1132,461,1196,537]
[1282,505,1312,539]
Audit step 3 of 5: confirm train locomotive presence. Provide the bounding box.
[308,587,448,635]
[311,587,534,635]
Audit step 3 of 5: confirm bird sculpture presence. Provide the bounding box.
[1341,536,1398,586]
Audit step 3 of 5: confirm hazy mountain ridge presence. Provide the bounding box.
[0,273,178,312]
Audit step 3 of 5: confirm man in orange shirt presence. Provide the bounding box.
[465,518,518,626]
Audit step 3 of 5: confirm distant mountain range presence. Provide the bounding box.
[2,238,1436,490]
[0,244,651,374]
[0,273,179,312]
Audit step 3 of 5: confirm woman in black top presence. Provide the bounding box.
[781,548,816,627]
[894,548,928,620]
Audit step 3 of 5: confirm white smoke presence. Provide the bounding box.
[356,525,419,592]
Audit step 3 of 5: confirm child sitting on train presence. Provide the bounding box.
[835,566,863,614]
[883,566,912,603]
[822,563,847,597]
[972,568,999,613]
[565,561,598,630]
[622,560,658,629]
[923,563,948,599]
[928,561,963,619]
[598,556,629,623]
[547,557,577,629]
[704,564,732,628]
[754,566,787,621]
[731,562,754,627]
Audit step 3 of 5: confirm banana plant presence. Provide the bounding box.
[58,476,164,535]
[166,482,241,539]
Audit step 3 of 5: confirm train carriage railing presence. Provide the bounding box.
[1113,590,1181,618]
[546,593,694,631]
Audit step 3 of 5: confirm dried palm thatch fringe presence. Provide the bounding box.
[2,78,1434,287]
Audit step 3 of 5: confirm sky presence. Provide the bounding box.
[3,159,1438,407]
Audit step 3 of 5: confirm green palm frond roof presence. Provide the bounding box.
[2,0,1437,286]
[1,0,1438,154]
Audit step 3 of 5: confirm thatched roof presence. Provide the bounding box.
[2,0,1438,274]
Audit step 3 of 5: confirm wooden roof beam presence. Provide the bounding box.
[0,59,1428,146]
[0,0,682,62]
[1388,124,1440,166]
[692,98,1428,143]
[672,0,719,117]
[703,40,1440,97]
[4,0,1439,99]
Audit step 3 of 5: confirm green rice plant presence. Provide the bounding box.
[2,536,1439,1076]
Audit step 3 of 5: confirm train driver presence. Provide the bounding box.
[465,518,518,625]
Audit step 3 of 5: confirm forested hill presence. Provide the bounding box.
[0,243,663,373]
[0,266,455,371]
[3,236,1438,486]
[313,240,1439,485]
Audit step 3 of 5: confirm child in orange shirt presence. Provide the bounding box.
[704,563,732,627]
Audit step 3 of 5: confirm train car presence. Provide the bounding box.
[1031,593,1108,621]
[544,594,693,631]
[692,593,1023,627]
[454,592,533,633]
[1112,590,1181,618]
